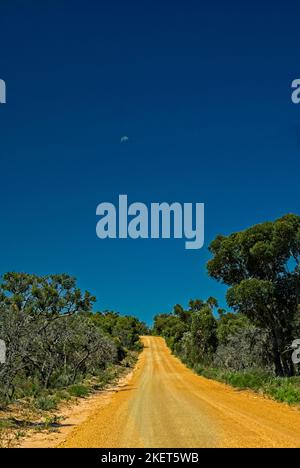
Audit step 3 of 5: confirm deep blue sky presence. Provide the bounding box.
[0,1,299,324]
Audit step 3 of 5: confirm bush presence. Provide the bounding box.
[264,378,300,404]
[213,326,273,372]
[0,272,147,408]
[221,370,270,390]
[35,396,58,411]
[68,384,90,398]
[55,389,72,401]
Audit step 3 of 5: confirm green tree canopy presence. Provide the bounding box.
[207,214,300,376]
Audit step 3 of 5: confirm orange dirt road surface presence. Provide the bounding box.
[59,336,300,448]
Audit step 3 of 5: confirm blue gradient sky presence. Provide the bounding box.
[0,1,299,324]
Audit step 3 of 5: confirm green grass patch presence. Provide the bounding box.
[221,369,270,391]
[193,366,300,405]
[35,395,58,411]
[67,384,90,398]
[264,377,300,404]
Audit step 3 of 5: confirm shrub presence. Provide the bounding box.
[222,370,270,390]
[35,396,58,411]
[68,384,89,398]
[55,389,72,401]
[213,327,273,372]
[264,378,300,404]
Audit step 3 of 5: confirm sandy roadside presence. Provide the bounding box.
[17,367,136,448]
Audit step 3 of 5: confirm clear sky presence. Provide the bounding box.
[0,1,299,324]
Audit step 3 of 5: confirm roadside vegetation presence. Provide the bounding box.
[0,272,148,446]
[154,214,300,404]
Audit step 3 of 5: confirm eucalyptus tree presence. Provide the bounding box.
[208,214,300,376]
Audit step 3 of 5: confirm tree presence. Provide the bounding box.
[188,299,204,312]
[0,273,117,401]
[206,297,219,311]
[173,304,192,324]
[153,312,188,353]
[216,312,249,345]
[207,214,300,376]
[189,305,218,365]
[1,272,96,317]
[154,298,219,362]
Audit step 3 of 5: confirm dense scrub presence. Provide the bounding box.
[0,272,148,408]
[154,300,300,403]
[154,214,300,404]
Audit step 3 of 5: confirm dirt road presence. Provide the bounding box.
[60,336,300,448]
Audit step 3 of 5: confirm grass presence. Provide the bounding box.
[264,377,300,404]
[68,384,90,398]
[193,365,300,405]
[35,395,58,411]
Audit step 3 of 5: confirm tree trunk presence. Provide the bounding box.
[271,332,284,376]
